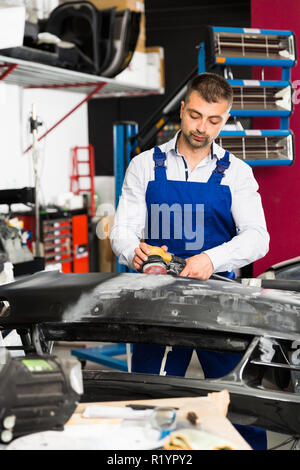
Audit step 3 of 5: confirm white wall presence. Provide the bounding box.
[0,82,89,206]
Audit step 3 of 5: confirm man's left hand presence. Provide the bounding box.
[179,252,214,280]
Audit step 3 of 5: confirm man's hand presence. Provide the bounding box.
[180,252,214,280]
[132,243,168,272]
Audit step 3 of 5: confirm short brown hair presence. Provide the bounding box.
[185,73,233,107]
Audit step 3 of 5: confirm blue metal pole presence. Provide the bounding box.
[113,122,139,273]
[281,68,292,130]
[113,123,125,209]
[197,42,206,74]
[125,122,139,166]
[113,123,126,273]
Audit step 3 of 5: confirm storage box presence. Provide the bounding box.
[88,0,144,12]
[146,46,165,91]
[135,12,145,52]
[116,50,147,87]
[97,216,115,272]
[0,5,25,49]
[115,46,165,92]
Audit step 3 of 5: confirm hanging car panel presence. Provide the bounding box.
[100,9,141,78]
[45,1,102,74]
[98,7,117,74]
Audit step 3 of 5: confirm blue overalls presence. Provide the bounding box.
[131,145,267,450]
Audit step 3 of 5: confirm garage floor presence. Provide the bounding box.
[53,341,297,451]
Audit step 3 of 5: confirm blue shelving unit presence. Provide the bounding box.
[200,26,297,166]
[227,80,292,120]
[217,130,294,166]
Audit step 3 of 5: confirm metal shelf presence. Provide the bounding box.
[0,53,163,152]
[0,54,162,98]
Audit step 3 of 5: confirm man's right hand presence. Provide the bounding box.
[132,243,168,271]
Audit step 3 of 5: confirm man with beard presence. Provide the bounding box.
[110,73,270,449]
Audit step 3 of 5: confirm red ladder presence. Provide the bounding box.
[70,145,96,217]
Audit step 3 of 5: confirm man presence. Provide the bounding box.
[110,73,270,449]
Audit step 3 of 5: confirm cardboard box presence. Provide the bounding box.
[88,0,144,12]
[146,46,165,91]
[135,12,145,52]
[115,46,165,92]
[98,216,116,272]
[116,50,147,87]
[0,5,25,49]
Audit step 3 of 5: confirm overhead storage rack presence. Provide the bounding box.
[0,54,162,152]
[0,54,161,98]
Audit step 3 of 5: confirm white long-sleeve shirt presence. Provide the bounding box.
[110,132,270,272]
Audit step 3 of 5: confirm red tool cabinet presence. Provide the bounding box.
[17,210,89,273]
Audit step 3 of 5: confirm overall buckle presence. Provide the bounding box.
[214,163,228,174]
[155,157,166,168]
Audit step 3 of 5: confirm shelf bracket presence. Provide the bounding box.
[23,81,107,154]
[0,63,18,82]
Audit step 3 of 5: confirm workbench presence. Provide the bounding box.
[2,391,251,450]
[69,396,250,450]
[64,392,251,451]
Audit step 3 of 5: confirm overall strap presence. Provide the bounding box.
[153,146,167,181]
[208,149,231,184]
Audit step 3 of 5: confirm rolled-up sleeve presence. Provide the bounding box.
[204,162,270,273]
[110,156,148,267]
